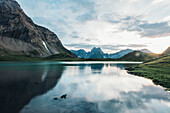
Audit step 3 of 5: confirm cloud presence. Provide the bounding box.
[16,0,170,53]
[126,44,147,48]
[139,22,170,38]
[98,86,170,113]
[68,31,79,38]
[76,13,96,22]
[117,16,170,38]
[152,0,170,4]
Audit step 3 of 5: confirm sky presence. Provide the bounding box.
[16,0,170,54]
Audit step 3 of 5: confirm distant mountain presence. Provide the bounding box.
[162,47,170,54]
[106,49,133,59]
[118,51,158,61]
[71,47,154,59]
[139,49,152,53]
[0,0,76,58]
[71,48,133,59]
[88,47,104,58]
[71,47,104,58]
[70,49,87,58]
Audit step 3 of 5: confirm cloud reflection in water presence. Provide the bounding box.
[21,63,170,113]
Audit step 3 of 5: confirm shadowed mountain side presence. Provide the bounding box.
[0,64,64,113]
[118,51,159,61]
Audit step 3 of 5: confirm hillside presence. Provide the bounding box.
[126,55,170,90]
[0,0,76,58]
[118,51,158,61]
[163,47,170,54]
[106,49,133,58]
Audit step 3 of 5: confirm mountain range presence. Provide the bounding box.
[0,0,169,61]
[0,0,76,58]
[71,47,152,59]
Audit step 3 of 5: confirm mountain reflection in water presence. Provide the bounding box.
[0,62,64,113]
[0,62,169,113]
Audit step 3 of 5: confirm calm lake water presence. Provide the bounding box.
[0,61,169,113]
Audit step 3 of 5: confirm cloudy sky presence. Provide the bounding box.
[16,0,170,53]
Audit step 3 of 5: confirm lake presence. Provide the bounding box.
[0,61,169,113]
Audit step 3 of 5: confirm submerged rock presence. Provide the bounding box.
[54,97,58,100]
[61,94,67,99]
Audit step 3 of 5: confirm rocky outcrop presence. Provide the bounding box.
[0,0,76,57]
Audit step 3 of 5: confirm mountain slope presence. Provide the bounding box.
[87,47,104,58]
[107,49,133,58]
[139,49,152,53]
[0,0,76,58]
[70,49,87,58]
[163,47,170,54]
[118,51,158,61]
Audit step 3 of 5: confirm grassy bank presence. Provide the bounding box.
[0,55,43,61]
[126,55,170,90]
[0,55,119,61]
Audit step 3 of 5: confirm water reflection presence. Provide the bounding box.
[20,62,170,113]
[98,86,170,113]
[0,63,64,113]
[0,62,169,113]
[54,64,155,102]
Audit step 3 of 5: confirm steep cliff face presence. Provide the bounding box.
[0,0,76,57]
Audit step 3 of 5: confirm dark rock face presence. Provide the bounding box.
[0,0,76,57]
[89,47,104,58]
[70,49,87,58]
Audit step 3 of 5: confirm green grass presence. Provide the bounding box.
[126,55,170,90]
[0,54,119,61]
[0,55,43,61]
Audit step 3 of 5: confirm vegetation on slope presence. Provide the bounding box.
[126,55,170,90]
[162,46,170,54]
[118,51,159,61]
